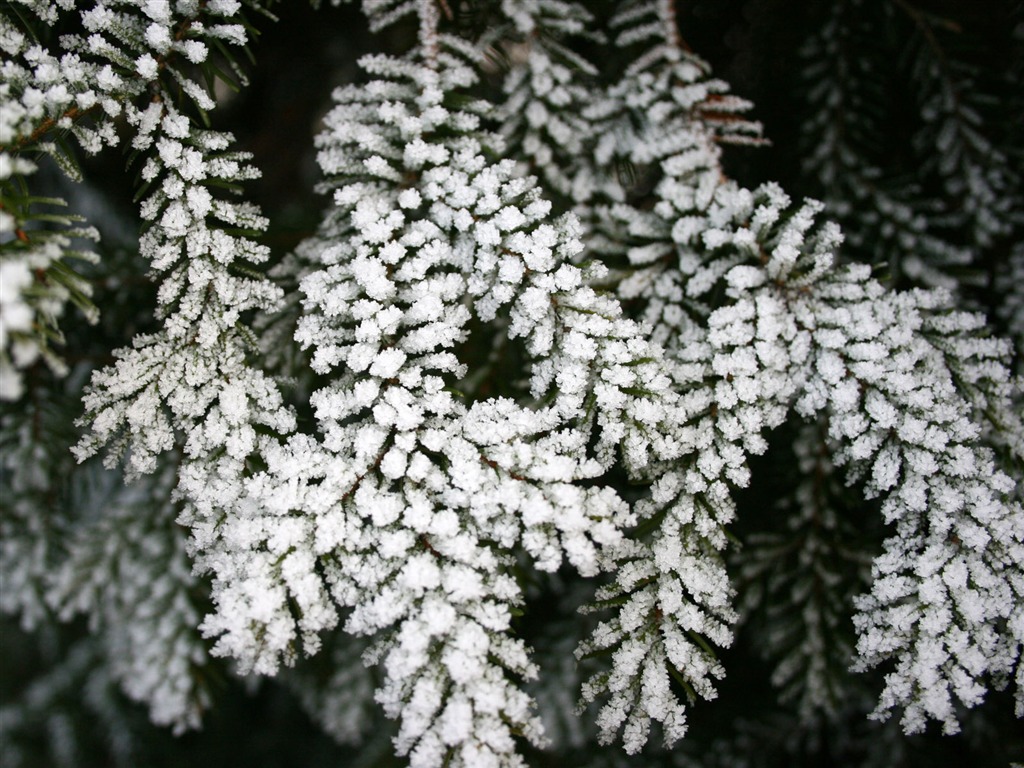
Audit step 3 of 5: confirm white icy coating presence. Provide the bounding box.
[0,15,102,400]
[4,0,287,734]
[0,1,289,461]
[498,0,605,205]
[176,33,688,766]
[2,0,1020,763]
[572,0,1022,751]
[593,131,1022,745]
[3,0,267,389]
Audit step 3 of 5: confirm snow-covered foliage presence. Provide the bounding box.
[0,14,101,398]
[1,1,1020,767]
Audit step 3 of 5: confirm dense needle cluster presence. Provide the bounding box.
[1,1,1021,767]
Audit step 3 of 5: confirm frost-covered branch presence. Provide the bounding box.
[564,0,1023,747]
[177,15,692,761]
[1,1,1021,765]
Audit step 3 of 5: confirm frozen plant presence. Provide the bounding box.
[1,1,1021,767]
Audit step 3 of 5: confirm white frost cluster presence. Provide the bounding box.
[0,185,99,399]
[0,16,105,399]
[4,0,291,735]
[2,1,287,465]
[3,1,1020,764]
[793,277,1024,734]
[567,1,1023,749]
[608,144,1022,739]
[499,1,605,205]
[175,33,693,766]
[59,0,295,478]
[610,149,1023,740]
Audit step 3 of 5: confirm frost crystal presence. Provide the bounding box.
[1,1,1020,766]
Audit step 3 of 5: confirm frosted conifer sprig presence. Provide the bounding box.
[176,10,692,758]
[793,0,1024,325]
[0,16,103,400]
[502,2,787,754]
[4,0,295,736]
[575,184,823,754]
[577,174,823,763]
[497,0,605,206]
[565,13,793,740]
[557,0,1024,742]
[673,177,1024,734]
[1,363,212,732]
[793,0,1024,360]
[604,0,762,149]
[2,1,1021,765]
[790,270,1024,734]
[0,0,292,474]
[47,462,210,734]
[73,114,292,477]
[584,7,763,346]
[45,0,297,477]
[629,154,1023,736]
[0,180,100,401]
